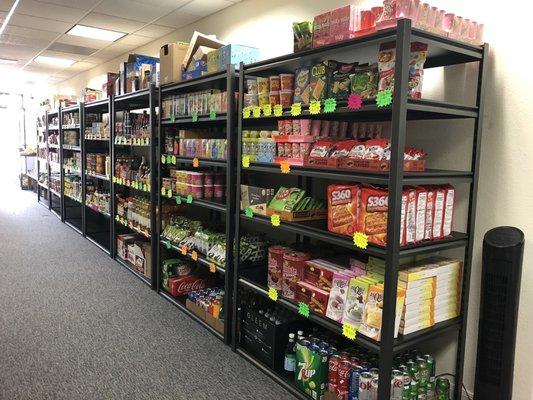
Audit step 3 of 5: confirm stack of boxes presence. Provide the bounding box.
[399,257,462,335]
[116,234,152,278]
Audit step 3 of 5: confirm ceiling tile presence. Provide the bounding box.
[154,9,200,28]
[0,32,51,49]
[67,61,97,71]
[94,0,175,23]
[134,24,174,38]
[33,0,101,10]
[116,34,153,47]
[3,25,59,41]
[15,0,86,23]
[54,34,110,50]
[179,0,233,16]
[0,0,14,12]
[0,43,42,58]
[78,12,145,34]
[9,13,72,33]
[130,0,192,8]
[84,53,118,64]
[40,49,86,61]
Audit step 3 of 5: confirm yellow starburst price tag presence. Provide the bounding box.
[290,102,302,117]
[273,104,283,117]
[192,157,199,168]
[242,156,250,168]
[209,263,217,273]
[271,214,281,227]
[242,106,252,118]
[268,287,278,301]
[262,104,272,117]
[171,155,176,165]
[342,323,357,340]
[161,155,166,164]
[191,251,198,261]
[309,100,321,115]
[180,245,188,255]
[252,106,261,118]
[280,161,290,174]
[353,232,369,249]
[167,189,173,198]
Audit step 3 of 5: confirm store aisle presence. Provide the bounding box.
[0,190,295,400]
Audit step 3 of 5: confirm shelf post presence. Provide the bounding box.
[231,62,245,352]
[59,106,65,221]
[149,84,158,290]
[378,18,411,399]
[110,95,116,259]
[454,43,489,400]
[80,104,86,237]
[156,84,163,293]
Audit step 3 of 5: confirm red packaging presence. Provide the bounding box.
[268,245,290,290]
[405,188,417,244]
[442,185,455,237]
[168,275,207,297]
[282,251,311,300]
[327,184,359,237]
[424,187,435,240]
[309,139,336,158]
[294,281,329,315]
[303,259,342,292]
[337,360,352,396]
[329,140,358,158]
[329,354,341,386]
[362,138,390,160]
[432,186,446,239]
[400,190,408,246]
[414,186,427,243]
[312,12,332,47]
[357,186,388,245]
[330,5,358,42]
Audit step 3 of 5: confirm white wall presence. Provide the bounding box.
[55,1,533,398]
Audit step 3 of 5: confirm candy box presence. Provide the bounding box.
[293,67,311,105]
[405,188,416,244]
[312,11,332,48]
[326,270,355,323]
[218,44,259,70]
[342,277,374,326]
[327,184,359,237]
[442,185,455,237]
[295,281,330,316]
[282,251,311,300]
[330,5,359,42]
[303,259,345,292]
[168,275,207,297]
[268,245,290,290]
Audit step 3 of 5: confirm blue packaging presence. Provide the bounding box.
[218,44,259,70]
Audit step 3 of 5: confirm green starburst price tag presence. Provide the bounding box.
[353,232,369,249]
[268,287,278,301]
[273,104,283,117]
[191,112,198,122]
[290,102,302,116]
[244,206,254,218]
[171,155,176,165]
[323,98,337,113]
[242,106,252,119]
[186,195,193,204]
[164,240,172,249]
[309,100,321,114]
[161,187,166,196]
[252,106,261,118]
[342,323,357,340]
[166,155,172,164]
[176,196,182,204]
[270,214,281,227]
[376,89,393,107]
[262,104,272,117]
[209,110,217,120]
[298,302,310,318]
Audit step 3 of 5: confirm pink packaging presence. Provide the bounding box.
[203,173,214,186]
[414,186,427,243]
[214,184,225,199]
[187,171,204,185]
[188,184,204,199]
[326,271,355,322]
[312,11,332,47]
[338,121,348,138]
[300,119,311,135]
[203,184,213,199]
[400,190,408,246]
[285,120,293,136]
[278,120,286,136]
[277,143,285,157]
[292,119,301,135]
[282,251,311,300]
[320,120,331,136]
[311,120,322,136]
[292,143,301,158]
[300,142,312,157]
[284,142,292,158]
[330,5,359,42]
[442,185,455,237]
[280,90,293,108]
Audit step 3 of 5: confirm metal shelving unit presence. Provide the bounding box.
[157,68,237,345]
[112,86,158,287]
[233,19,487,400]
[46,109,62,220]
[37,113,49,208]
[84,97,113,254]
[61,104,83,235]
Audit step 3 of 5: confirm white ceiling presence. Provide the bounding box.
[0,0,241,85]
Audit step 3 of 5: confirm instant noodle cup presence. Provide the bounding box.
[187,171,204,185]
[280,90,293,108]
[188,184,204,199]
[269,91,280,106]
[203,173,214,186]
[214,185,225,199]
[280,74,294,90]
[269,75,281,91]
[203,184,214,199]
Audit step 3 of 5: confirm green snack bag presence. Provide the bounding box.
[295,197,310,212]
[350,63,378,99]
[295,342,328,397]
[268,187,306,212]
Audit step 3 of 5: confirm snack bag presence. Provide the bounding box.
[294,67,311,105]
[350,63,379,99]
[362,139,390,160]
[348,141,366,159]
[327,60,357,101]
[328,184,359,237]
[358,186,388,245]
[309,140,336,158]
[378,42,396,92]
[310,61,329,101]
[329,140,357,158]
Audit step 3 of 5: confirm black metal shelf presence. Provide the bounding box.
[86,171,110,181]
[38,182,48,189]
[65,220,82,235]
[61,104,80,113]
[48,143,60,149]
[161,71,229,93]
[161,114,227,125]
[50,188,61,197]
[160,239,225,274]
[240,213,468,257]
[114,180,151,194]
[115,217,151,239]
[48,126,59,130]
[85,204,110,218]
[162,155,227,168]
[115,256,151,286]
[245,162,473,185]
[85,98,109,112]
[171,196,226,213]
[62,125,80,130]
[159,291,224,340]
[64,193,82,204]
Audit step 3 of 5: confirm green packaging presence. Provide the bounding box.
[268,187,306,212]
[295,342,328,398]
[349,63,379,99]
[293,21,313,52]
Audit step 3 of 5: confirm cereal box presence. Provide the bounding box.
[442,185,455,237]
[357,186,388,246]
[327,184,359,237]
[282,251,311,300]
[414,186,427,243]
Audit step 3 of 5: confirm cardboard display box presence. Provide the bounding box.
[160,42,189,84]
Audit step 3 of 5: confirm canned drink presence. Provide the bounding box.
[417,358,429,385]
[358,371,373,400]
[308,344,320,353]
[338,360,353,394]
[328,346,338,356]
[298,339,310,348]
[435,377,450,400]
[328,354,340,386]
[370,377,379,400]
[318,341,329,349]
[349,356,360,368]
[318,349,329,359]
[425,381,435,400]
[339,351,350,360]
[348,366,363,400]
[424,355,435,383]
[360,362,372,371]
[410,380,419,398]
[369,368,379,379]
[391,369,404,400]
[417,384,427,400]
[403,372,412,391]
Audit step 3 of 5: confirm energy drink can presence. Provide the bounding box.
[371,377,379,400]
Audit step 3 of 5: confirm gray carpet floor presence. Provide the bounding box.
[0,189,295,400]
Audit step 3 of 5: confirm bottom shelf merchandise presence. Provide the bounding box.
[64,175,82,202]
[86,188,110,216]
[239,288,452,400]
[116,234,152,279]
[116,195,151,236]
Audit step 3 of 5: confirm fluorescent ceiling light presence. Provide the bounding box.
[66,24,126,42]
[34,56,75,67]
[0,58,17,64]
[0,0,20,35]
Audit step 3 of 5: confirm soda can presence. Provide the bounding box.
[391,369,404,400]
[398,364,409,374]
[410,380,419,398]
[358,371,373,400]
[328,346,338,356]
[299,339,310,348]
[424,355,435,383]
[339,351,350,360]
[407,361,420,382]
[403,372,412,391]
[370,377,379,400]
[360,362,372,371]
[338,360,353,394]
[369,368,379,379]
[309,337,321,345]
[308,344,320,354]
[328,383,338,395]
[318,349,329,358]
[436,377,450,400]
[328,354,341,386]
[348,366,363,400]
[349,356,361,368]
[318,341,329,349]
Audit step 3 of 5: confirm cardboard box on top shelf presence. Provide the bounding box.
[160,42,189,84]
[182,31,225,72]
[122,54,159,93]
[102,72,119,98]
[83,88,101,104]
[218,44,259,70]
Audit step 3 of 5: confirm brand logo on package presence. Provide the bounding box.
[367,195,388,211]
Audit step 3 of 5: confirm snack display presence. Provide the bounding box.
[166,169,225,200]
[161,89,228,118]
[114,155,150,187]
[114,111,150,144]
[86,153,110,177]
[240,185,275,216]
[85,188,110,215]
[326,184,456,246]
[63,153,81,174]
[64,175,82,202]
[116,195,151,235]
[267,186,326,221]
[116,234,151,277]
[84,116,110,140]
